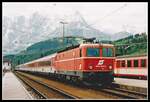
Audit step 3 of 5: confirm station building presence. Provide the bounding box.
[3,58,11,72]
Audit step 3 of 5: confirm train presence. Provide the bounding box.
[114,55,148,80]
[16,43,115,85]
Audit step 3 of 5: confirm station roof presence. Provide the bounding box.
[3,58,11,63]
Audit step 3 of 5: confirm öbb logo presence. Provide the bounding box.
[98,60,104,65]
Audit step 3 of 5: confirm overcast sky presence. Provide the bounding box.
[3,2,148,34]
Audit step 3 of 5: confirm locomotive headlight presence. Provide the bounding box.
[79,64,82,69]
[89,65,93,69]
[109,65,112,70]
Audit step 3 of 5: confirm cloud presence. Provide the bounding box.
[2,2,148,55]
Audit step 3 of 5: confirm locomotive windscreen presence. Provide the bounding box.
[102,48,113,57]
[86,47,114,57]
[87,48,100,57]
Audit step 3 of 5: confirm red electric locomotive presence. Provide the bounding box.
[53,43,115,84]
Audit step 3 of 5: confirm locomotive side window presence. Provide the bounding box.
[80,48,82,57]
[134,60,138,67]
[87,48,100,57]
[102,48,113,57]
[121,60,125,67]
[127,60,131,67]
[141,59,146,67]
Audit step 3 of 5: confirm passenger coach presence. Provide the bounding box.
[114,55,147,80]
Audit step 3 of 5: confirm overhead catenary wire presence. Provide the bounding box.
[114,42,148,47]
[84,3,128,28]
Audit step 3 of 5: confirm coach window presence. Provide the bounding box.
[48,61,51,66]
[141,59,146,67]
[127,60,131,67]
[121,60,125,67]
[134,60,138,67]
[117,60,121,68]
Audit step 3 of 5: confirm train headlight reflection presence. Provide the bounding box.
[89,65,93,70]
[109,65,112,70]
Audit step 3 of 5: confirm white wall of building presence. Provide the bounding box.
[3,62,11,70]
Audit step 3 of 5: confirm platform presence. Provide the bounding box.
[2,72,32,100]
[114,78,148,88]
[113,78,148,94]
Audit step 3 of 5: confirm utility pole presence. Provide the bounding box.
[60,21,68,47]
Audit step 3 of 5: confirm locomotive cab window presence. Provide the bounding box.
[102,48,113,57]
[87,48,100,57]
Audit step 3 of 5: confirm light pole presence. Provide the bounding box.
[60,21,68,47]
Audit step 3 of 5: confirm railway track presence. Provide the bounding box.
[15,73,47,99]
[14,72,78,99]
[100,87,147,99]
[15,71,147,99]
[86,82,147,99]
[82,83,147,99]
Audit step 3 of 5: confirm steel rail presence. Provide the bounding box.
[100,87,147,99]
[110,87,147,98]
[14,72,47,99]
[15,72,79,99]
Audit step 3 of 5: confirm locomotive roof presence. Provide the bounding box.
[57,43,114,53]
[79,43,114,47]
[57,44,80,53]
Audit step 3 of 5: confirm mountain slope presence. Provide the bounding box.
[110,31,132,41]
[3,12,111,55]
[114,32,147,56]
[4,37,85,68]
